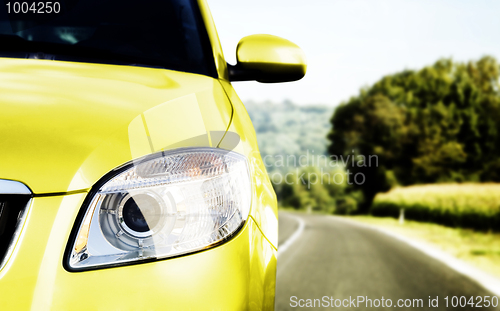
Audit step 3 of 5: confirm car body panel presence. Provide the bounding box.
[0,61,278,310]
[0,193,277,310]
[0,58,232,194]
[218,80,278,249]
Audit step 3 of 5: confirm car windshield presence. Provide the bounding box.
[0,0,216,76]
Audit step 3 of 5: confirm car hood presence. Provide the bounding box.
[0,58,232,194]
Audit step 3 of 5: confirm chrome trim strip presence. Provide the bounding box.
[0,180,32,271]
[0,180,32,195]
[0,199,32,271]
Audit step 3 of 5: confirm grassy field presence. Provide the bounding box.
[371,183,500,231]
[349,215,500,278]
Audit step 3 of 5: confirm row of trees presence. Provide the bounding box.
[327,56,500,212]
[271,166,363,215]
[245,100,333,174]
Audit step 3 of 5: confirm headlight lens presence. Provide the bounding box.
[66,148,251,271]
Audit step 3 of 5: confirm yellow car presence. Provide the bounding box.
[0,0,306,310]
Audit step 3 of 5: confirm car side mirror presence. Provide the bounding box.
[228,34,307,83]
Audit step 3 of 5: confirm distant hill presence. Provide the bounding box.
[244,100,334,172]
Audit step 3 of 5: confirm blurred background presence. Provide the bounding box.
[209,1,500,310]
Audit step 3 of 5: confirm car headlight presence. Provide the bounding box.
[65,147,251,271]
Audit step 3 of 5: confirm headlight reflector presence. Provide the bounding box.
[67,148,251,271]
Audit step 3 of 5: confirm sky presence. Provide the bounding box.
[207,0,500,107]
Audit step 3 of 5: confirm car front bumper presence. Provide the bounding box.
[0,193,277,310]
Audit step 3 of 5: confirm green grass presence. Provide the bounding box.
[371,183,500,231]
[349,215,500,278]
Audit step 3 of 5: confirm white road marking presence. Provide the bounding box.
[277,213,305,257]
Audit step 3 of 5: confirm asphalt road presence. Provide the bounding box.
[275,212,499,310]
